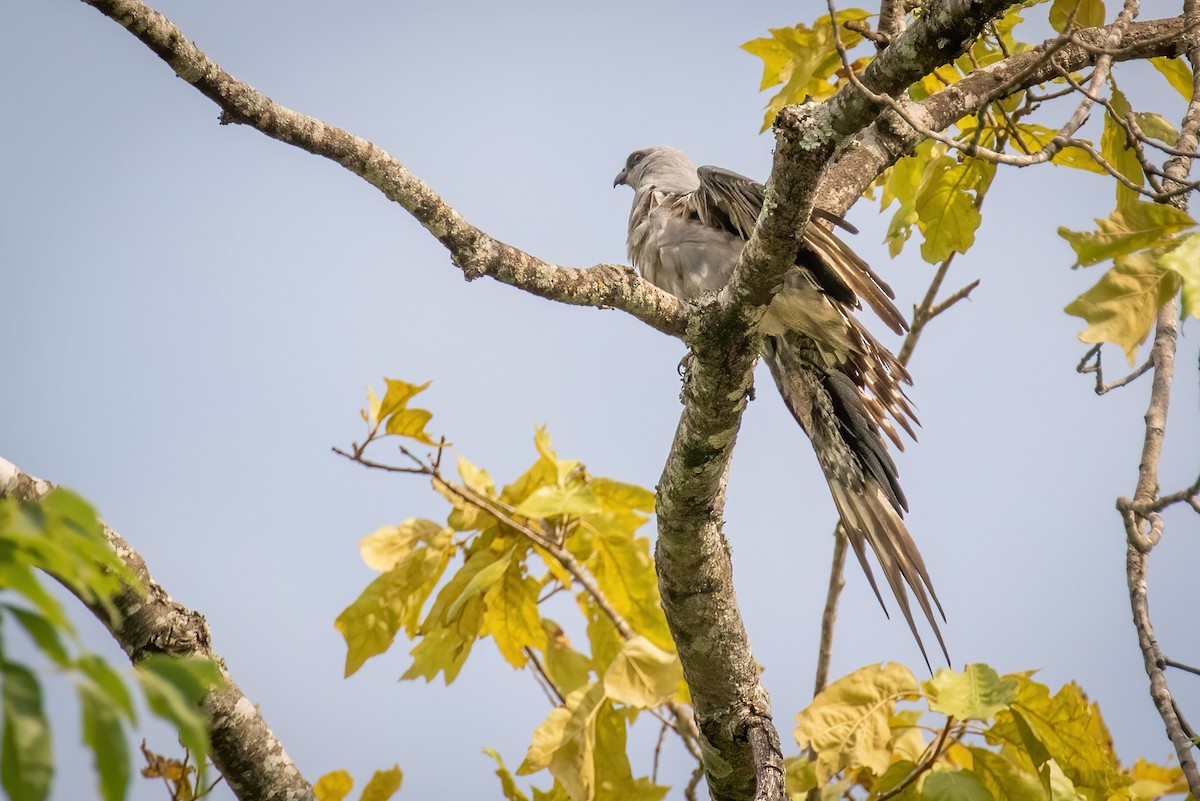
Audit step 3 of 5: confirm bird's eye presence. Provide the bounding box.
[627,151,646,169]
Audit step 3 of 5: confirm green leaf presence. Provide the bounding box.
[1,661,52,801]
[1158,231,1200,319]
[1058,201,1194,267]
[924,664,1017,721]
[602,636,682,709]
[136,655,220,771]
[2,606,69,667]
[79,683,130,801]
[794,662,919,784]
[0,563,68,629]
[360,765,403,801]
[485,747,531,801]
[921,770,995,801]
[314,769,354,801]
[1150,56,1193,100]
[76,654,135,721]
[1065,250,1182,364]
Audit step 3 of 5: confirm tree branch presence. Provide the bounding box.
[0,458,315,801]
[655,4,1020,798]
[1121,1,1200,788]
[819,14,1200,215]
[77,0,689,339]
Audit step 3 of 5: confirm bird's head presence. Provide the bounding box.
[613,146,700,193]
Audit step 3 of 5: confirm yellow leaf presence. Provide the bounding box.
[485,748,532,801]
[542,620,594,696]
[384,408,436,445]
[588,478,654,514]
[458,456,496,497]
[314,770,353,801]
[1049,0,1105,32]
[378,378,431,419]
[1158,231,1200,319]
[1128,757,1187,798]
[990,676,1126,794]
[519,683,607,801]
[793,663,919,784]
[360,766,402,801]
[967,747,1044,801]
[516,484,603,520]
[1065,250,1182,364]
[1103,87,1144,210]
[335,529,454,676]
[915,155,985,263]
[586,525,673,652]
[483,556,546,668]
[364,385,382,427]
[1058,201,1195,267]
[447,546,515,620]
[358,519,448,571]
[401,627,475,684]
[602,636,682,708]
[1150,56,1194,100]
[784,755,817,797]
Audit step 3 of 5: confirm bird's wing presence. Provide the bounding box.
[695,165,908,336]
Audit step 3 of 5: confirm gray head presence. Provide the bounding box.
[613,146,700,193]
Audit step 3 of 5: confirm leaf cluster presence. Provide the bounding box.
[0,490,222,801]
[337,380,683,801]
[743,4,1200,364]
[788,663,1186,801]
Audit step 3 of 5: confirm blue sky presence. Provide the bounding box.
[3,2,1198,799]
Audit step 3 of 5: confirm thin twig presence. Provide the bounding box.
[523,647,565,706]
[684,764,705,801]
[652,720,669,783]
[875,717,955,801]
[1163,657,1200,678]
[1076,345,1158,395]
[812,527,848,696]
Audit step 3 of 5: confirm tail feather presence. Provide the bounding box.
[764,333,948,669]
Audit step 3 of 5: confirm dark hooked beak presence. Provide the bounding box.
[613,168,628,188]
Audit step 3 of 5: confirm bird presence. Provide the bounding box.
[614,145,947,667]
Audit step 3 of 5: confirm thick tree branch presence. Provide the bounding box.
[78,0,689,339]
[0,458,314,801]
[655,4,1018,800]
[820,15,1200,214]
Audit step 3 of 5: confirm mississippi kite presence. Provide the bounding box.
[615,146,947,666]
